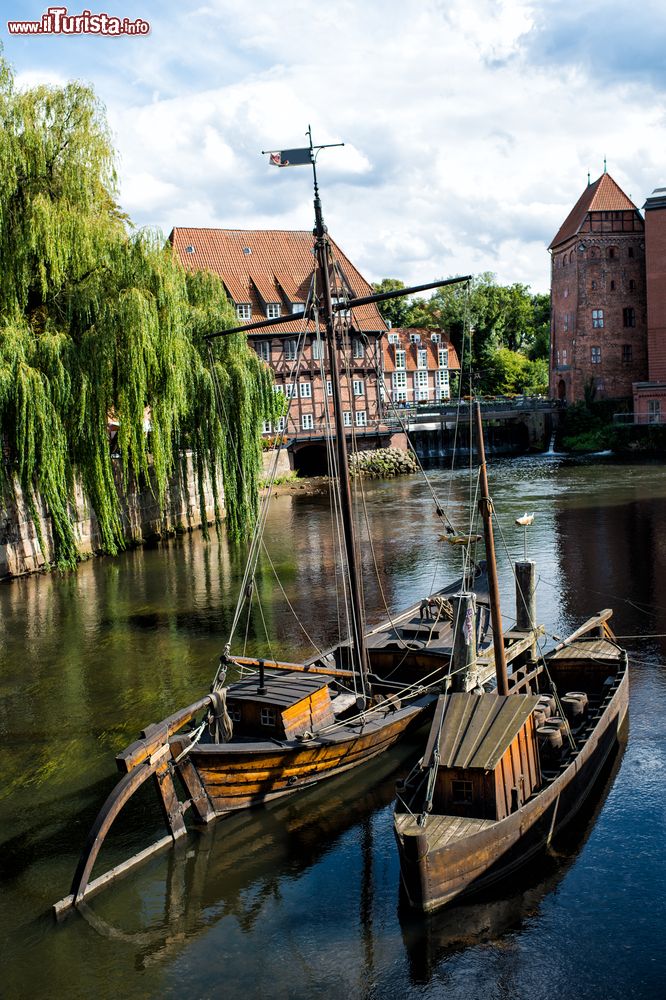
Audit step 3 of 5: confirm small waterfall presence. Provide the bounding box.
[546,431,557,455]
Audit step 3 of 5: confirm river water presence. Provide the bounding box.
[2,455,666,999]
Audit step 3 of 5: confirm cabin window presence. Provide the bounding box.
[260,707,277,727]
[452,779,473,805]
[229,706,242,723]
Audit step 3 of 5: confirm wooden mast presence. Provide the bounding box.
[474,401,509,695]
[309,133,370,699]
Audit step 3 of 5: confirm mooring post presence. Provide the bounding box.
[515,560,537,665]
[451,592,479,692]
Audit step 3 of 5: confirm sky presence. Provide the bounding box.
[3,0,666,294]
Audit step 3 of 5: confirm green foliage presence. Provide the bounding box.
[371,278,412,329]
[0,56,276,566]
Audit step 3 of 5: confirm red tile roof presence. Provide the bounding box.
[382,328,460,374]
[169,228,387,334]
[549,173,640,249]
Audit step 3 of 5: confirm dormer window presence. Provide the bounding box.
[236,303,251,320]
[266,303,281,319]
[292,303,305,315]
[185,245,195,254]
[388,333,399,345]
[430,333,440,344]
[409,333,421,344]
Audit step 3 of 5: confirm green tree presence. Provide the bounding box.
[0,57,276,565]
[372,278,412,329]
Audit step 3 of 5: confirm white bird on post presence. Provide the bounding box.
[515,513,535,559]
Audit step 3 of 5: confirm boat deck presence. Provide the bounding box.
[395,812,497,846]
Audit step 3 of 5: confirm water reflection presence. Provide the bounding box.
[2,457,666,999]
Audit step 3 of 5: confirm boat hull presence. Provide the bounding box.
[179,694,436,816]
[395,671,628,912]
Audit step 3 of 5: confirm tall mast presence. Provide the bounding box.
[309,129,370,698]
[474,401,509,695]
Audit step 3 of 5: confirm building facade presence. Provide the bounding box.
[381,327,460,406]
[549,173,648,404]
[169,228,390,453]
[633,188,666,423]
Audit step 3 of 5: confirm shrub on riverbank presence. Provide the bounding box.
[349,447,418,478]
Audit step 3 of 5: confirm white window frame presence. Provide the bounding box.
[275,417,286,432]
[392,371,407,390]
[326,379,333,397]
[256,341,270,361]
[266,303,281,319]
[409,333,421,344]
[417,349,428,369]
[353,339,364,359]
[284,339,298,361]
[299,381,312,398]
[393,389,407,403]
[353,379,365,397]
[261,420,272,434]
[395,349,406,370]
[592,309,604,329]
[236,303,251,320]
[591,346,601,364]
[648,400,661,424]
[355,410,367,427]
[388,332,399,345]
[285,383,295,398]
[292,302,305,315]
[260,707,276,727]
[301,413,314,431]
[343,411,352,426]
[430,333,440,344]
[438,348,448,369]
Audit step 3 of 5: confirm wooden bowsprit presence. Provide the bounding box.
[54,695,215,919]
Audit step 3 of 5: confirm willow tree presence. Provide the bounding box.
[0,56,276,566]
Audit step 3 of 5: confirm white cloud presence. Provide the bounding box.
[5,0,666,293]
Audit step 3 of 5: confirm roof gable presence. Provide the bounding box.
[549,173,640,250]
[169,227,386,333]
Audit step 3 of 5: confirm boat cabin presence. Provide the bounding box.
[225,671,335,740]
[431,693,542,820]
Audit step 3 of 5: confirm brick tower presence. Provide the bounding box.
[549,173,647,403]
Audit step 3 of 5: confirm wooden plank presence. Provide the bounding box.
[421,695,447,770]
[54,836,174,919]
[117,695,212,773]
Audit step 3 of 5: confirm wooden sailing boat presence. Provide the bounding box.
[393,402,629,912]
[55,132,487,916]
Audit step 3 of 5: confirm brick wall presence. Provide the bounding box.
[550,212,648,402]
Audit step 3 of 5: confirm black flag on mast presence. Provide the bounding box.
[268,147,312,167]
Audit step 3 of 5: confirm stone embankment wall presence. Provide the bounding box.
[0,452,224,580]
